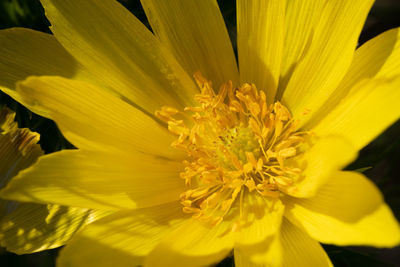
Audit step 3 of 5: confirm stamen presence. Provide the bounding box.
[156,73,310,227]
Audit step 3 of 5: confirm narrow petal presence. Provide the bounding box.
[0,204,109,254]
[237,0,285,103]
[0,150,185,210]
[0,28,91,90]
[305,28,400,129]
[145,218,234,267]
[141,0,239,88]
[277,0,326,99]
[311,77,400,151]
[40,0,198,113]
[281,0,374,124]
[2,76,179,159]
[284,171,400,247]
[286,136,358,198]
[235,195,284,245]
[280,219,333,267]
[57,202,185,267]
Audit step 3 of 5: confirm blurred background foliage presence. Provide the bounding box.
[0,0,400,266]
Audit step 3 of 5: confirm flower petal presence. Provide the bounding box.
[284,171,400,247]
[2,76,179,159]
[0,107,43,186]
[0,150,185,210]
[145,218,234,267]
[0,108,107,253]
[234,219,332,267]
[235,195,284,245]
[0,204,109,254]
[234,250,255,267]
[234,233,282,267]
[57,202,185,267]
[40,0,197,113]
[141,0,239,88]
[237,0,285,103]
[277,0,326,99]
[305,28,400,130]
[286,136,358,198]
[0,28,91,90]
[281,0,374,124]
[310,62,400,150]
[280,219,333,267]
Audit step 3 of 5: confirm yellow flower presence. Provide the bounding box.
[1,0,400,266]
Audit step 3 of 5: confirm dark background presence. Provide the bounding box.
[0,0,400,266]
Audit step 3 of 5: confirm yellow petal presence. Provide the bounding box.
[0,108,107,253]
[281,0,374,124]
[284,171,400,247]
[311,77,400,151]
[0,107,43,185]
[57,202,185,267]
[280,219,332,267]
[0,204,109,254]
[234,250,253,267]
[0,28,91,90]
[141,0,239,88]
[0,150,185,210]
[340,27,400,90]
[235,195,284,245]
[145,218,234,267]
[277,0,326,99]
[235,232,282,267]
[237,0,285,103]
[234,249,261,267]
[234,219,332,267]
[286,136,358,198]
[305,28,400,129]
[1,106,43,222]
[3,75,179,159]
[40,0,197,113]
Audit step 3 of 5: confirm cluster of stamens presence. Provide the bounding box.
[156,73,310,226]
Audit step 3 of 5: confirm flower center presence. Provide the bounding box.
[156,73,310,226]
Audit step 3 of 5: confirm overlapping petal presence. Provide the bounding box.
[234,219,333,267]
[285,136,358,198]
[311,77,400,151]
[2,76,180,159]
[277,0,326,99]
[57,202,185,267]
[141,0,239,88]
[1,204,109,254]
[0,149,185,210]
[235,232,282,266]
[0,28,92,91]
[145,218,234,267]
[237,0,285,103]
[40,0,198,113]
[284,171,400,247]
[0,108,107,254]
[305,27,400,130]
[234,195,283,246]
[280,219,332,267]
[281,0,374,125]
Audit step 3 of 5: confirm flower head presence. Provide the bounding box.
[1,0,400,266]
